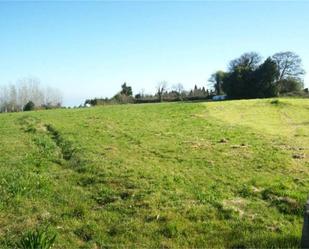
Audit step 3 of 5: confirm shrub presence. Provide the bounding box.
[278,78,303,94]
[23,101,35,111]
[17,226,56,249]
[270,99,280,105]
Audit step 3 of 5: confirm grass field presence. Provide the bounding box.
[0,98,308,248]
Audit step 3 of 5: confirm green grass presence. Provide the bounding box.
[0,98,308,248]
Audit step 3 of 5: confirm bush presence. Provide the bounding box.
[278,78,303,94]
[23,101,35,111]
[270,99,280,105]
[113,93,134,104]
[17,226,56,249]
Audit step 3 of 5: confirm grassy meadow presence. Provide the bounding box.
[0,98,308,248]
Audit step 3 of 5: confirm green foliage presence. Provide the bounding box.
[252,57,280,97]
[270,99,280,105]
[23,101,35,111]
[222,55,280,99]
[85,83,212,106]
[112,93,134,104]
[17,227,56,249]
[228,52,262,71]
[278,77,304,94]
[120,82,133,96]
[222,67,253,99]
[220,51,305,99]
[209,70,226,95]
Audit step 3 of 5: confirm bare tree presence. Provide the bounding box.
[24,77,44,106]
[172,83,184,100]
[0,77,62,113]
[173,83,184,94]
[140,88,145,98]
[17,77,42,108]
[272,51,305,81]
[0,85,8,112]
[156,81,168,102]
[229,52,262,71]
[8,84,18,112]
[44,87,63,107]
[17,81,29,108]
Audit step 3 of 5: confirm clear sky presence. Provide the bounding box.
[0,1,308,106]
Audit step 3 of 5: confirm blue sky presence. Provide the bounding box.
[0,1,308,106]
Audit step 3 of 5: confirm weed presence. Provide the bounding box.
[17,226,56,249]
[270,99,280,105]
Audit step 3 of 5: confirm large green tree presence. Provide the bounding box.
[222,52,260,99]
[252,57,280,98]
[222,53,280,99]
[209,71,226,95]
[222,67,253,99]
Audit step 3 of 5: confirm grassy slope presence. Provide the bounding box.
[0,98,308,248]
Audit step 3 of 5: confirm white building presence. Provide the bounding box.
[212,95,227,101]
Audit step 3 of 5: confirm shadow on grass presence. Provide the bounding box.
[229,233,300,249]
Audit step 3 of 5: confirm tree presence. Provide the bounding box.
[134,93,142,99]
[252,57,280,98]
[278,77,304,93]
[44,86,63,108]
[222,68,253,99]
[113,93,134,104]
[120,82,133,96]
[8,84,18,112]
[172,83,184,94]
[172,83,184,100]
[202,87,206,96]
[229,52,262,71]
[156,81,167,102]
[222,56,280,99]
[17,77,43,107]
[0,85,9,112]
[209,71,226,95]
[23,101,35,111]
[222,52,262,99]
[0,77,62,113]
[272,51,305,82]
[111,83,134,104]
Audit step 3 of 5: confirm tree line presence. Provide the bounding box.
[85,51,307,106]
[0,77,62,113]
[84,82,215,106]
[210,51,307,99]
[1,51,306,111]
